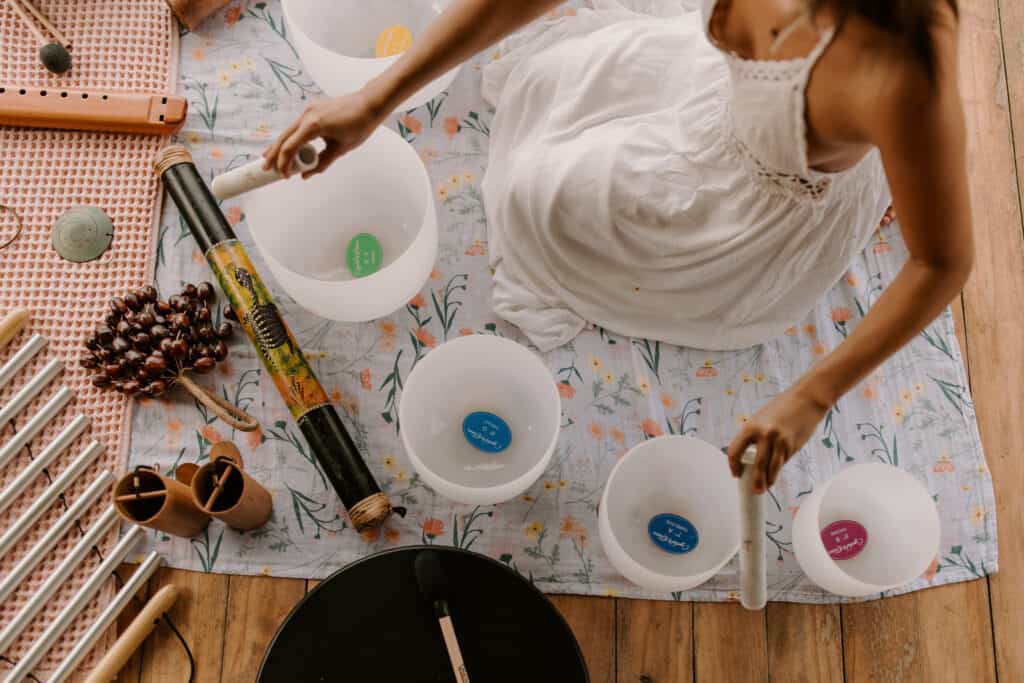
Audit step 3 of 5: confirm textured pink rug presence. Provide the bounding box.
[0,0,177,677]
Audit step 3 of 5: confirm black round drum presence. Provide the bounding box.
[259,546,589,682]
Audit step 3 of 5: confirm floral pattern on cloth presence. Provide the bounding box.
[127,1,996,602]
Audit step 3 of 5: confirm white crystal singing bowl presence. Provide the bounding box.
[792,463,940,597]
[399,335,562,505]
[282,0,460,109]
[243,126,437,322]
[598,436,741,593]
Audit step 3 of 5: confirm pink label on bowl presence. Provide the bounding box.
[821,520,868,561]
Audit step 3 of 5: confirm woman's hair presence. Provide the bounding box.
[808,0,958,77]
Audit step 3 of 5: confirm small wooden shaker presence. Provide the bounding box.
[114,466,211,537]
[190,441,273,530]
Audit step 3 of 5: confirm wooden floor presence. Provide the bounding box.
[113,1,1024,681]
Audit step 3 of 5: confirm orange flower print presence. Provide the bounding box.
[611,428,625,444]
[408,294,426,309]
[696,360,717,378]
[560,516,588,546]
[933,454,955,473]
[660,393,676,409]
[200,425,225,445]
[224,205,243,226]
[459,327,474,337]
[430,268,443,281]
[192,248,205,264]
[892,404,905,423]
[422,517,445,538]
[641,418,662,438]
[465,240,485,256]
[361,527,381,543]
[224,5,242,25]
[845,272,859,287]
[166,418,183,447]
[415,327,436,348]
[217,359,234,376]
[830,307,853,323]
[557,381,576,399]
[191,48,205,61]
[360,368,372,390]
[922,556,939,582]
[970,506,986,526]
[874,236,892,254]
[525,521,545,538]
[444,116,460,138]
[784,326,798,336]
[385,527,401,544]
[589,422,605,440]
[379,320,398,335]
[812,342,827,356]
[803,324,817,337]
[401,114,423,135]
[211,148,224,160]
[861,385,877,400]
[245,426,264,450]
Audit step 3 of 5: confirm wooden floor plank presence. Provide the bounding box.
[693,603,767,683]
[138,568,229,683]
[112,563,150,683]
[550,595,616,683]
[616,600,693,683]
[960,0,1024,681]
[843,582,995,683]
[221,575,306,683]
[766,604,842,683]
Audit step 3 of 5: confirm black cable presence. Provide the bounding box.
[162,613,196,683]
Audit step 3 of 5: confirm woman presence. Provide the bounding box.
[265,0,972,494]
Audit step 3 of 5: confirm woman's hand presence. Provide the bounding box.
[726,387,831,494]
[262,88,388,179]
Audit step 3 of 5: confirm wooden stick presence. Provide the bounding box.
[83,585,180,683]
[738,446,767,610]
[12,0,70,46]
[6,0,48,46]
[204,462,235,510]
[439,616,471,683]
[114,490,167,502]
[0,308,29,349]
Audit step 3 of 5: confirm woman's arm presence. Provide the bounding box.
[264,0,563,176]
[727,52,974,493]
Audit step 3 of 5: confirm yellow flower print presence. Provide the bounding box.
[725,388,735,396]
[970,506,986,526]
[396,469,408,482]
[382,455,396,470]
[186,131,202,146]
[892,404,905,423]
[737,414,750,426]
[603,589,619,597]
[526,521,545,538]
[544,480,557,491]
[900,388,913,403]
[638,376,650,395]
[558,480,569,489]
[742,373,752,384]
[755,373,765,383]
[448,174,461,187]
[522,495,535,503]
[218,72,231,86]
[437,183,449,201]
[463,170,475,183]
[230,61,242,72]
[244,57,254,68]
[590,356,603,371]
[261,566,272,576]
[603,371,615,384]
[914,382,925,394]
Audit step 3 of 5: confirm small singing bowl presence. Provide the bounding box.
[282,0,459,110]
[792,463,940,598]
[244,126,437,322]
[598,436,741,593]
[399,335,561,505]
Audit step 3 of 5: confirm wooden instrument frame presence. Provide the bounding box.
[0,85,187,135]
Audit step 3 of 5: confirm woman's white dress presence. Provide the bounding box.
[480,0,891,351]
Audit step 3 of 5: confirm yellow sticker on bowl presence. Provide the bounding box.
[376,25,413,58]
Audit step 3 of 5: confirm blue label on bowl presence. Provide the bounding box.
[648,513,699,555]
[462,412,512,453]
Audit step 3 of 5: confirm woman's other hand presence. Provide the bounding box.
[725,387,830,494]
[263,88,388,179]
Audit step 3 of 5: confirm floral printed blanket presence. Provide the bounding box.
[127,1,997,602]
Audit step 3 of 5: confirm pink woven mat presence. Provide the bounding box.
[0,0,177,677]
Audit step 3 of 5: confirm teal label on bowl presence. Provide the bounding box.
[462,412,511,453]
[648,513,698,555]
[821,520,868,561]
[346,233,383,278]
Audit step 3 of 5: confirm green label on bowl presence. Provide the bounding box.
[346,233,383,278]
